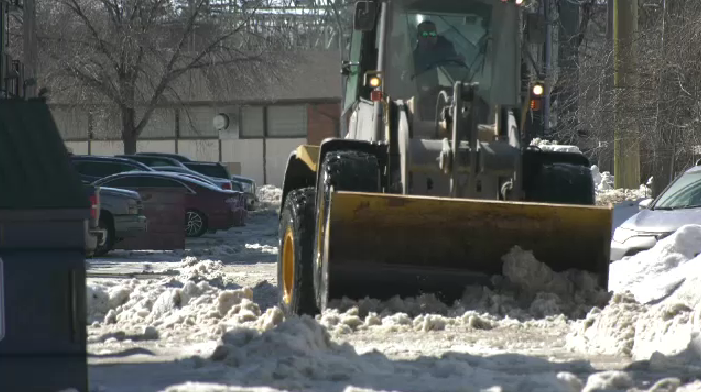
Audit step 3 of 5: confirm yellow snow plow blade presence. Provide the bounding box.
[326,191,613,302]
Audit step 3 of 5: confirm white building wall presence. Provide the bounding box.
[265,138,306,187]
[221,139,265,185]
[137,140,177,153]
[176,139,220,162]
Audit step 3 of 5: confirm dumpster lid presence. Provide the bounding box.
[0,100,88,210]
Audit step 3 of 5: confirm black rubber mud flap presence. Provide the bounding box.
[277,188,319,316]
[314,150,381,309]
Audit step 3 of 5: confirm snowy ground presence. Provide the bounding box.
[79,183,701,392]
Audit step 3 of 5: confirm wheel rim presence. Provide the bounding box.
[282,226,295,304]
[186,211,203,235]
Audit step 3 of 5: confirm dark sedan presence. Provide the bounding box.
[93,171,244,237]
[70,155,154,183]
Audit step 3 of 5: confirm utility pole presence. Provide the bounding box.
[542,0,551,136]
[0,1,6,99]
[23,0,37,98]
[613,0,641,189]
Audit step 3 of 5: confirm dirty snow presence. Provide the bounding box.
[85,184,696,392]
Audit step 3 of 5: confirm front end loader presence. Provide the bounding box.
[277,0,613,316]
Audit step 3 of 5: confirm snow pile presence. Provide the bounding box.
[188,315,659,392]
[567,224,701,368]
[86,257,286,344]
[530,137,582,154]
[609,224,701,305]
[316,246,610,336]
[591,165,651,205]
[590,165,613,191]
[257,185,282,210]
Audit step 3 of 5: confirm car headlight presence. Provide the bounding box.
[612,227,637,243]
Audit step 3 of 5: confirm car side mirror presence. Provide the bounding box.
[353,1,376,31]
[525,13,545,44]
[639,198,653,210]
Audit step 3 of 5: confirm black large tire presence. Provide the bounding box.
[277,188,319,316]
[313,150,381,310]
[93,214,115,257]
[529,163,596,205]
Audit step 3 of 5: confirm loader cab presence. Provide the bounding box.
[343,0,524,140]
[341,0,382,139]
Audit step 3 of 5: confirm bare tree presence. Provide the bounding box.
[38,0,290,154]
[550,0,701,192]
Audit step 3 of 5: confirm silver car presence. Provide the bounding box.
[611,166,701,261]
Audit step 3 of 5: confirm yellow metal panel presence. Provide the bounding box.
[295,145,320,172]
[327,191,612,287]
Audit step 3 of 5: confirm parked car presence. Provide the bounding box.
[115,154,187,169]
[93,187,148,256]
[84,184,107,256]
[183,162,233,186]
[70,155,153,183]
[153,165,234,190]
[231,175,258,211]
[611,165,701,261]
[92,171,245,236]
[135,152,192,162]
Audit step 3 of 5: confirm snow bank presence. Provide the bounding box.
[88,246,608,344]
[591,165,651,205]
[86,257,286,344]
[609,225,701,304]
[567,224,701,368]
[86,252,680,391]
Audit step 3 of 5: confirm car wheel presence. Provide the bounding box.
[186,210,208,237]
[93,215,115,257]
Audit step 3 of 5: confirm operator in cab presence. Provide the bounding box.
[413,20,464,74]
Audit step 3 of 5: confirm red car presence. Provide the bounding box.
[93,171,245,237]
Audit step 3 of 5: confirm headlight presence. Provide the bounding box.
[612,227,637,243]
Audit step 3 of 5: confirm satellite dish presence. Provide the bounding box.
[212,113,229,130]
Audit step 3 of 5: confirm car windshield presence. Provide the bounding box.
[186,164,230,179]
[385,0,520,123]
[653,171,701,210]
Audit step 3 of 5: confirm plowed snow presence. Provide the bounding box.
[85,184,694,392]
[568,224,701,373]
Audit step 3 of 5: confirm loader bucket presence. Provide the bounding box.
[326,191,612,303]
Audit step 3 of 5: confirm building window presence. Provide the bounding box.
[179,106,219,138]
[266,104,307,138]
[240,105,265,138]
[137,107,177,138]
